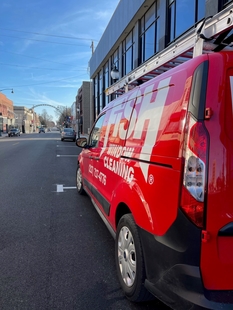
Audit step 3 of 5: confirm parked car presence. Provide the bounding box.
[76,51,233,309]
[8,128,20,137]
[61,128,76,141]
[39,128,45,133]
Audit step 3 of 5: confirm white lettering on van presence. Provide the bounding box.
[134,77,171,181]
[104,156,134,183]
[107,144,134,160]
[105,144,135,182]
[89,164,106,185]
[100,77,171,183]
[118,97,137,139]
[101,93,135,157]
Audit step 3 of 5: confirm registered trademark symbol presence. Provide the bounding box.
[148,174,154,185]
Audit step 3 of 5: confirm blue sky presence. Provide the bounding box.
[0,0,120,122]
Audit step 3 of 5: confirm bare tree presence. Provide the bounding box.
[55,106,71,126]
[39,109,53,127]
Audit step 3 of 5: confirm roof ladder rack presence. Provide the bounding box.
[105,4,233,96]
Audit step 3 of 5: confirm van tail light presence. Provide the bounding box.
[180,114,208,228]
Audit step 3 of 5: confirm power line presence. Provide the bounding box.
[0,74,88,88]
[13,102,34,106]
[14,102,66,107]
[0,27,99,42]
[0,34,90,46]
[0,62,87,71]
[0,49,77,67]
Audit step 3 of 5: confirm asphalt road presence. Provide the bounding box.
[0,131,171,310]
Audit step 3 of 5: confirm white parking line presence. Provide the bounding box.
[56,155,77,157]
[57,145,76,147]
[56,184,77,192]
[64,186,77,189]
[57,184,64,192]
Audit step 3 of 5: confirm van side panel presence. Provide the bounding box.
[85,91,139,217]
[120,63,204,235]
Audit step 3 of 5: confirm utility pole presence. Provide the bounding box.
[66,106,68,128]
[90,41,94,54]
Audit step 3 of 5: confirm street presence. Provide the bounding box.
[0,131,170,310]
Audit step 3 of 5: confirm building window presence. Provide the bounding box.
[132,28,137,69]
[139,3,160,64]
[168,0,205,42]
[94,77,98,120]
[168,0,175,42]
[98,71,103,112]
[111,48,119,84]
[103,62,109,106]
[122,30,135,75]
[222,0,233,7]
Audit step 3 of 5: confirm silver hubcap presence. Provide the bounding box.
[117,226,136,287]
[76,168,82,190]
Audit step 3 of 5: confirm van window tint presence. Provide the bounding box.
[89,114,105,147]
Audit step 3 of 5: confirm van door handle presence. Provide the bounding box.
[89,156,100,160]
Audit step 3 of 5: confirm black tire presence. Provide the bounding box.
[76,164,85,195]
[61,138,64,141]
[115,214,153,302]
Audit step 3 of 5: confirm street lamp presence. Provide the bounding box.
[77,107,80,138]
[110,66,119,82]
[0,88,14,93]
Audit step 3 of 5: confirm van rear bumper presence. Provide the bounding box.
[144,265,233,310]
[138,209,233,310]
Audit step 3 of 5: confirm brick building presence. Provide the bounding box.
[0,93,15,132]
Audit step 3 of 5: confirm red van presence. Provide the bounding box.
[76,51,233,309]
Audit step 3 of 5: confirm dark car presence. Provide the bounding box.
[8,128,20,137]
[61,128,76,141]
[39,128,45,133]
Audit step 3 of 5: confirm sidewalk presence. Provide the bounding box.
[0,133,8,138]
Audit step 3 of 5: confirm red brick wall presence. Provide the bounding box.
[0,93,14,118]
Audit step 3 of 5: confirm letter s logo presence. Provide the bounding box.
[135,77,172,181]
[119,92,138,140]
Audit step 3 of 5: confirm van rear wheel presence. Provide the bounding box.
[115,214,153,302]
[76,164,85,195]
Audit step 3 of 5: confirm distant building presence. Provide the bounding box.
[13,106,40,133]
[72,81,92,134]
[0,93,14,132]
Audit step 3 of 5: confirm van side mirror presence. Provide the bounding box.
[76,137,87,148]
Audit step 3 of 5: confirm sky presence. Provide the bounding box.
[0,0,120,122]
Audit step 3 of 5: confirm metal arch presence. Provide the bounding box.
[30,104,65,115]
